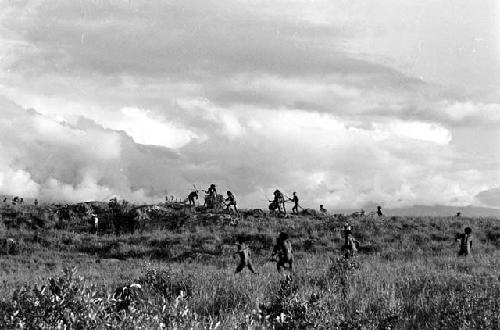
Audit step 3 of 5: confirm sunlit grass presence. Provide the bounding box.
[1,214,500,328]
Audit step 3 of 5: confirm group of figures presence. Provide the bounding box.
[232,224,474,275]
[2,196,38,206]
[234,232,294,274]
[185,185,386,219]
[186,184,238,213]
[185,186,302,216]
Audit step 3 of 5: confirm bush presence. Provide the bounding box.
[139,268,194,300]
[0,268,164,329]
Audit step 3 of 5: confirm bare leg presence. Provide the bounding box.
[247,261,257,274]
[235,263,245,273]
[277,260,284,273]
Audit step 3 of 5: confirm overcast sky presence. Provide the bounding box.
[0,0,499,209]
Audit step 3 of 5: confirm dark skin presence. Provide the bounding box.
[204,186,217,207]
[377,206,383,216]
[234,243,257,274]
[456,228,472,256]
[188,191,198,206]
[226,192,238,213]
[272,236,294,272]
[289,194,299,214]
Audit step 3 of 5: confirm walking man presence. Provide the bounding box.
[289,192,299,215]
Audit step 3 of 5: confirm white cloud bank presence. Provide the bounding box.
[0,0,498,209]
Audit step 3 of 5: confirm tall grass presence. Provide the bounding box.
[1,214,500,328]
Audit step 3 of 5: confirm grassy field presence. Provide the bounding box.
[1,212,500,329]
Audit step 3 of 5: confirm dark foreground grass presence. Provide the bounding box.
[1,214,500,329]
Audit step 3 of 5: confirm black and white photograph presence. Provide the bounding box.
[0,0,499,328]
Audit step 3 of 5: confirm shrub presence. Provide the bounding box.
[139,268,194,299]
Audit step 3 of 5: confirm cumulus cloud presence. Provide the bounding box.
[103,107,198,148]
[0,1,498,209]
[0,96,192,202]
[476,187,500,207]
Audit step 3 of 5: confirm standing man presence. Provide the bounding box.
[342,223,359,259]
[225,191,238,213]
[456,227,472,256]
[289,192,299,215]
[272,232,294,273]
[204,184,217,208]
[234,240,257,274]
[206,184,217,197]
[273,190,285,215]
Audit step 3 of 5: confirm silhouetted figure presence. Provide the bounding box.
[91,213,99,234]
[320,205,327,214]
[206,184,217,197]
[187,190,198,207]
[234,241,256,274]
[271,190,285,215]
[456,212,461,217]
[272,232,294,273]
[377,205,383,217]
[225,191,238,213]
[204,184,217,208]
[456,227,472,256]
[342,223,359,259]
[289,192,299,215]
[269,200,279,215]
[34,199,39,206]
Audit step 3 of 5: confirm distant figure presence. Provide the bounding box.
[377,205,383,217]
[206,184,217,197]
[187,190,198,207]
[109,197,119,209]
[91,213,99,234]
[33,230,40,243]
[2,197,6,203]
[342,222,359,259]
[1,238,17,255]
[271,189,285,215]
[272,232,294,273]
[456,227,472,256]
[320,205,327,214]
[268,200,279,215]
[225,191,238,213]
[456,212,461,217]
[204,184,217,207]
[12,196,19,205]
[19,198,23,204]
[34,199,39,206]
[289,192,299,215]
[234,241,257,274]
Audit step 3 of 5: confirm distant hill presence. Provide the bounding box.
[336,204,500,218]
[386,205,500,217]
